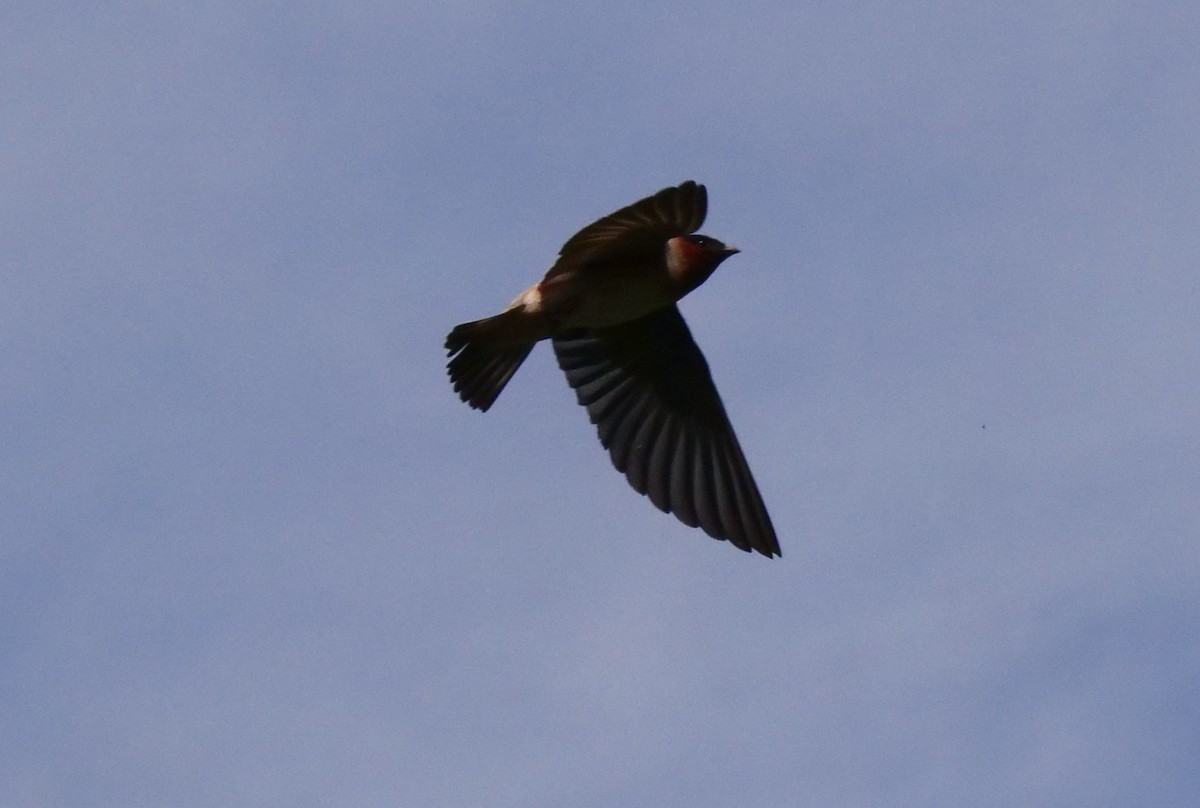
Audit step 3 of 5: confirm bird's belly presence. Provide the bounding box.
[546,272,675,330]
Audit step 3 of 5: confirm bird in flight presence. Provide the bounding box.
[445,181,779,557]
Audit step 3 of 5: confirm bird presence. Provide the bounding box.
[444,181,780,558]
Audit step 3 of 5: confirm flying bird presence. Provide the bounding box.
[445,181,779,557]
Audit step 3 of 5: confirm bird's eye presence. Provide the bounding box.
[685,234,728,251]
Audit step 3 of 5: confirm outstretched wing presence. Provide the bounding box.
[552,306,780,557]
[545,181,708,280]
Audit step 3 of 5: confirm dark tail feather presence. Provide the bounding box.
[445,314,536,411]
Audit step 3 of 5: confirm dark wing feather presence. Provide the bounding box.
[545,181,707,280]
[552,307,780,557]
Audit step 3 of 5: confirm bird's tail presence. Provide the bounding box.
[445,311,539,411]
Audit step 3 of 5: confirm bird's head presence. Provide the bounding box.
[666,234,740,293]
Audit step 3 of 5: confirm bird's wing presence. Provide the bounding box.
[545,181,707,279]
[552,306,780,557]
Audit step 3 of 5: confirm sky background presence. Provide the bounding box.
[4,2,1199,806]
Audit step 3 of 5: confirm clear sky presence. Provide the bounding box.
[4,2,1199,806]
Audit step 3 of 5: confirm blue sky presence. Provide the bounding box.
[4,2,1199,805]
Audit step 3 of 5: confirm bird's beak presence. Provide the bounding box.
[723,246,740,257]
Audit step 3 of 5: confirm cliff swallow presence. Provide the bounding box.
[445,181,779,557]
